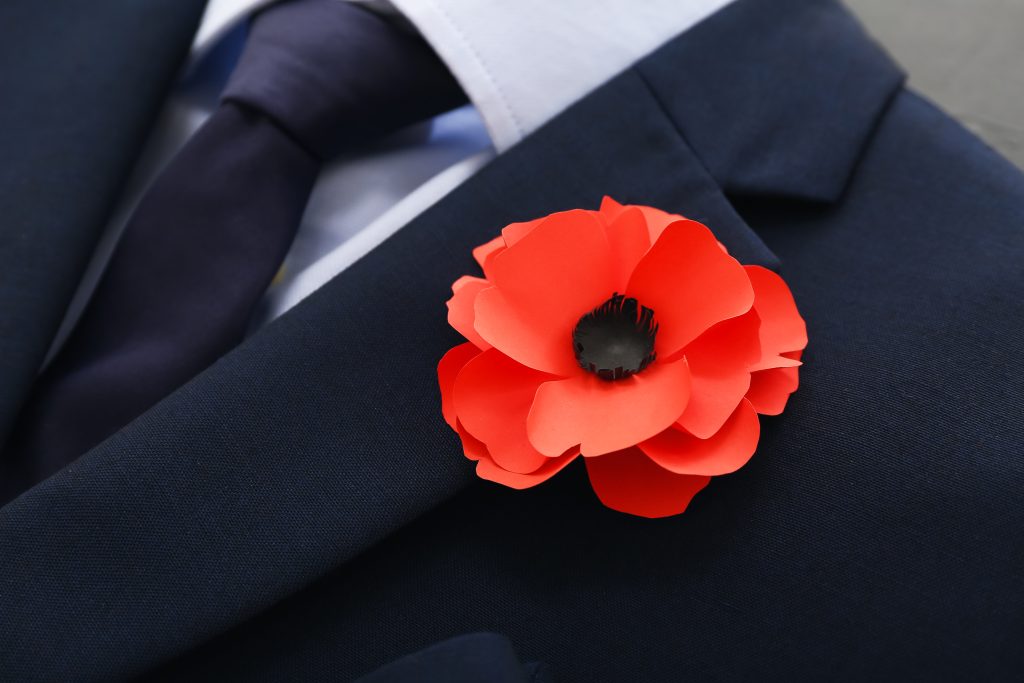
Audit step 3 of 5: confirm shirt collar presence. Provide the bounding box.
[191,0,275,63]
[387,0,737,151]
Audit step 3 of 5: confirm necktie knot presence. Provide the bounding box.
[222,0,465,160]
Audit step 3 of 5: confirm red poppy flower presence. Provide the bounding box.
[438,198,807,518]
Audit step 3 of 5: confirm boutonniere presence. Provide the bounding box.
[438,198,807,518]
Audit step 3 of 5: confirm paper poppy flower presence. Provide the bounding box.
[438,198,807,518]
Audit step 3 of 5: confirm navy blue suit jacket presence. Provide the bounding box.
[1,0,1023,680]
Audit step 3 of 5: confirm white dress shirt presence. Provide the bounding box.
[49,0,733,360]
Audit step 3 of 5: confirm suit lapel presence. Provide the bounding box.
[0,0,208,449]
[0,0,904,678]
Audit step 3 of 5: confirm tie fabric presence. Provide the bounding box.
[1,0,466,501]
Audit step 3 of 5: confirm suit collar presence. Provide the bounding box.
[636,0,905,203]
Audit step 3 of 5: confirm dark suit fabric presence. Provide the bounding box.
[352,633,551,683]
[1,0,1022,681]
[0,0,207,449]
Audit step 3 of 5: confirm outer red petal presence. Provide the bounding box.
[745,265,808,370]
[446,276,492,350]
[677,372,750,441]
[746,366,800,415]
[527,358,691,457]
[634,205,686,243]
[605,206,652,292]
[472,236,505,274]
[599,195,626,218]
[476,450,579,490]
[676,310,761,438]
[438,343,483,429]
[472,287,578,377]
[454,349,555,474]
[472,218,545,278]
[456,421,489,461]
[598,197,688,244]
[501,217,544,247]
[474,210,614,376]
[626,220,754,359]
[640,399,760,476]
[585,447,711,518]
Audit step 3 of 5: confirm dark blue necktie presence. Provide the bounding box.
[2,0,466,500]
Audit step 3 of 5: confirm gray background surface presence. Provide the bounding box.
[847,0,1024,168]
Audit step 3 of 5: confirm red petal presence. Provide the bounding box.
[605,206,652,291]
[683,308,762,368]
[475,210,614,376]
[585,447,710,518]
[472,236,505,273]
[634,205,687,243]
[438,343,482,429]
[476,450,579,489]
[527,358,691,457]
[746,366,800,415]
[501,217,544,247]
[446,276,492,350]
[472,287,577,377]
[599,195,625,217]
[677,370,750,440]
[754,355,802,370]
[597,198,690,244]
[640,399,760,475]
[676,311,760,438]
[456,421,489,461]
[472,217,546,277]
[454,349,554,474]
[745,265,807,370]
[626,220,754,359]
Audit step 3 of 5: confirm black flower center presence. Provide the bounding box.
[573,294,658,381]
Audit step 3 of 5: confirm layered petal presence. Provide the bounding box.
[640,399,760,476]
[456,421,489,461]
[474,210,614,375]
[746,265,807,370]
[471,218,545,277]
[676,311,761,437]
[477,450,579,490]
[677,369,750,439]
[746,365,800,415]
[501,217,544,247]
[635,204,687,243]
[599,195,627,219]
[585,447,711,518]
[446,276,492,350]
[527,358,691,457]
[454,349,554,474]
[437,342,482,429]
[599,196,685,243]
[605,206,652,291]
[472,287,577,377]
[626,220,754,358]
[472,235,505,273]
